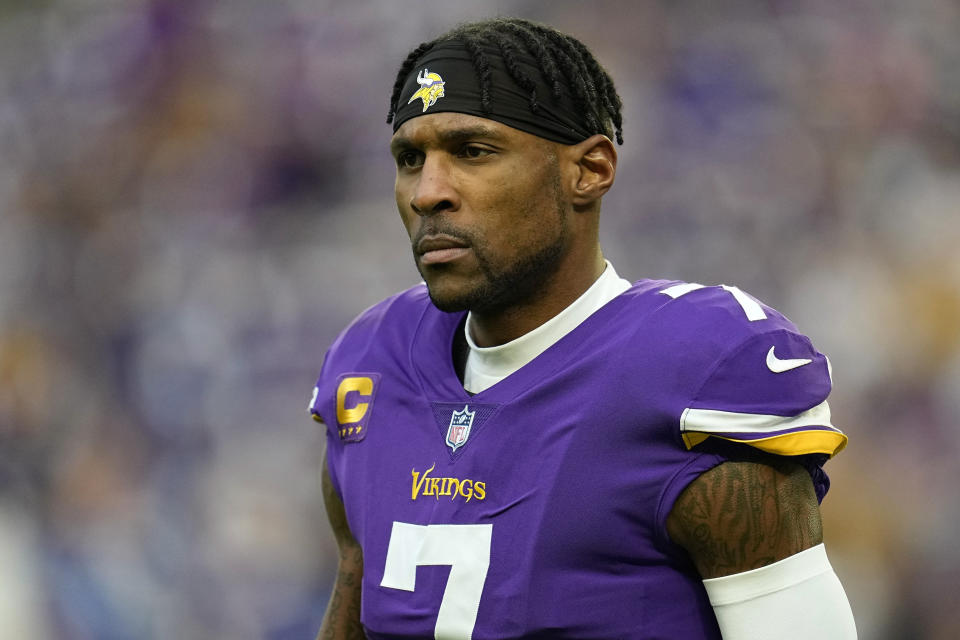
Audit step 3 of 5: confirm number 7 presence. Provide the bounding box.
[660,283,768,321]
[381,522,493,640]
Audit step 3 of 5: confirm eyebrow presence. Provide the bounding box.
[390,125,505,154]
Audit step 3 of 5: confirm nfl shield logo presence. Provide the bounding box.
[446,404,475,452]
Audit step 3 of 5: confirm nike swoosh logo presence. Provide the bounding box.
[766,346,812,373]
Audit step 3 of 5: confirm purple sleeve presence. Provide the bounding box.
[681,328,847,458]
[308,367,347,503]
[651,283,846,525]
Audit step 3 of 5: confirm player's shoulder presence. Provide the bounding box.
[622,278,801,345]
[348,283,429,324]
[622,279,843,460]
[328,283,432,354]
[610,278,825,393]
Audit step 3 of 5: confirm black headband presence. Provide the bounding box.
[391,40,595,144]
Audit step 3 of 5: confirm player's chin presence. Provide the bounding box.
[424,285,472,312]
[422,274,482,313]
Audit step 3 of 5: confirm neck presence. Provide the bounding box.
[468,247,606,347]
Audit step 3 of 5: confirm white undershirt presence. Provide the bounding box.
[463,260,631,394]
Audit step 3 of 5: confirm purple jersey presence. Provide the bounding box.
[309,279,846,639]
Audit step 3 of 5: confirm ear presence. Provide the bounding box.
[568,134,617,208]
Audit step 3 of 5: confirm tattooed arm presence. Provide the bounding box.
[317,448,366,640]
[666,460,856,637]
[666,459,822,578]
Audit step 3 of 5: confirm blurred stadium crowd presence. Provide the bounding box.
[0,1,958,638]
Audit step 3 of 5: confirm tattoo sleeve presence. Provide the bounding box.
[666,460,823,579]
[317,447,366,640]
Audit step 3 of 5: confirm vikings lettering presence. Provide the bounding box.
[408,68,446,113]
[411,463,486,502]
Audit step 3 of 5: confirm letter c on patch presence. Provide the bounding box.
[336,376,374,425]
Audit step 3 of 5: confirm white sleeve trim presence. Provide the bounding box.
[681,400,837,436]
[703,544,857,638]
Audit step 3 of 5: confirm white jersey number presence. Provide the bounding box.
[660,282,768,321]
[381,521,493,640]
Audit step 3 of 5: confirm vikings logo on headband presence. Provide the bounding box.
[408,69,446,113]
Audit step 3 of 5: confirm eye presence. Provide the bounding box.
[396,150,424,169]
[459,144,494,160]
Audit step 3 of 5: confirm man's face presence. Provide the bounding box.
[390,113,571,314]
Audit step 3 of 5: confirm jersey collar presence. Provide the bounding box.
[463,261,631,393]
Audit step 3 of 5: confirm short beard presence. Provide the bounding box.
[424,169,568,315]
[428,220,567,314]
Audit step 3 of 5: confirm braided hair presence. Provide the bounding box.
[386,17,624,145]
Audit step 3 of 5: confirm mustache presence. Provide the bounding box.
[411,223,474,251]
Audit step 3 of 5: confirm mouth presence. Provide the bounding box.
[416,234,471,266]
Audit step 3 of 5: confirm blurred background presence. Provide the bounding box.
[0,0,957,638]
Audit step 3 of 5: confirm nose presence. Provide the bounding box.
[409,155,459,216]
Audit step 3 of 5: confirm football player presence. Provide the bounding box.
[310,17,857,639]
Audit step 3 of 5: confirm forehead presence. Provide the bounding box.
[390,112,549,151]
